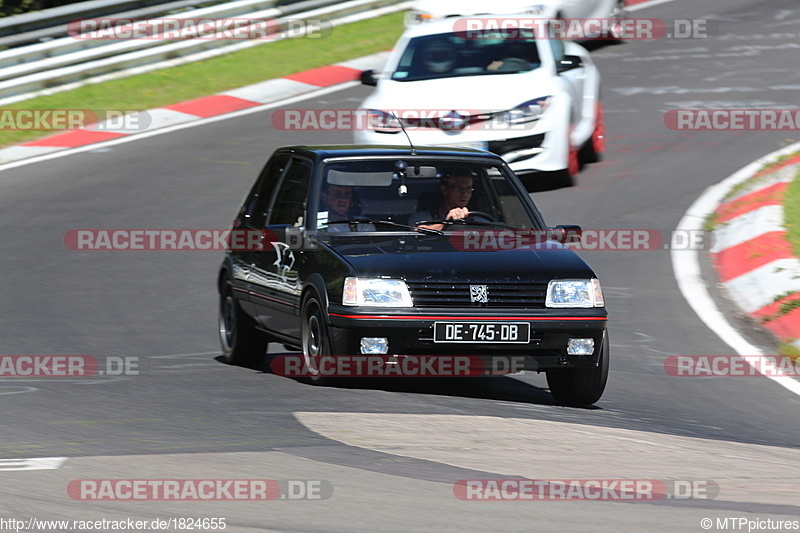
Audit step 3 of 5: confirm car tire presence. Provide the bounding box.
[219,280,268,367]
[546,332,609,407]
[579,102,605,164]
[301,293,332,384]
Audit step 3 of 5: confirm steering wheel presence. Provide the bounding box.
[464,210,497,222]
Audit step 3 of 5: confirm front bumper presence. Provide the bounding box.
[326,307,607,372]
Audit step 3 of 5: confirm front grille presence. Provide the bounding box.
[488,134,546,156]
[406,281,547,308]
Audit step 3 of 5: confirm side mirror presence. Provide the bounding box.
[548,225,582,244]
[556,55,583,73]
[360,69,378,86]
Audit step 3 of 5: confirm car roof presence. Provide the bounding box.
[401,13,548,39]
[274,145,506,162]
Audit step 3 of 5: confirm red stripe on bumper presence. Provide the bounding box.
[330,313,607,321]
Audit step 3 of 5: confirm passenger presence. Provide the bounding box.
[319,183,374,232]
[321,184,354,222]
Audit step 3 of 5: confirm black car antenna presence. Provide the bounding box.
[391,111,416,155]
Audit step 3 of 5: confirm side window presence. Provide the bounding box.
[549,37,565,64]
[244,155,289,229]
[268,158,313,227]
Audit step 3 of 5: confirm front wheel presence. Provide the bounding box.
[301,294,332,384]
[219,280,268,367]
[546,332,609,407]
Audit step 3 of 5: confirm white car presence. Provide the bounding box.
[405,0,627,31]
[354,17,604,183]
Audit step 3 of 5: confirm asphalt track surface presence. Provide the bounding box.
[1,0,800,530]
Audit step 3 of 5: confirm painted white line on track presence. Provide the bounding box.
[0,81,360,174]
[0,457,66,471]
[672,141,800,398]
[628,0,678,12]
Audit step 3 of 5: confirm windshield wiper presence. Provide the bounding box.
[333,218,444,236]
[417,218,511,229]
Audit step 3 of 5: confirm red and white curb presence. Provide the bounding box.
[0,51,390,165]
[711,155,800,349]
[672,142,800,397]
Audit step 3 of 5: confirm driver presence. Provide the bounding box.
[413,169,475,232]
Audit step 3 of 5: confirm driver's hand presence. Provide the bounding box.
[446,207,469,221]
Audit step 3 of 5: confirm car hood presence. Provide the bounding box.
[361,72,557,114]
[409,0,556,18]
[320,234,594,282]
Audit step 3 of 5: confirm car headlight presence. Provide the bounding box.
[546,279,605,308]
[367,109,402,133]
[507,96,552,125]
[343,277,414,307]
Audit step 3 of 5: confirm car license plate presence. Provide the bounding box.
[433,322,530,343]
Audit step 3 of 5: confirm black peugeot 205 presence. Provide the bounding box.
[217,145,608,406]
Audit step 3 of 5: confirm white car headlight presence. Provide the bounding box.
[343,277,414,307]
[507,96,552,125]
[546,279,605,308]
[367,109,402,133]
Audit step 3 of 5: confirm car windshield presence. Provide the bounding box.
[315,158,542,232]
[391,31,541,82]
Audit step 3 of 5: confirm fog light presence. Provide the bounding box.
[567,338,595,356]
[360,337,389,355]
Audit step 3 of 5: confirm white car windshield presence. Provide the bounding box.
[391,32,541,82]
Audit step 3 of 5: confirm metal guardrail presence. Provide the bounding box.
[0,0,228,49]
[0,0,287,73]
[0,0,409,105]
[0,0,180,38]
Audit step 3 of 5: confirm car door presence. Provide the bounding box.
[250,157,313,337]
[233,154,289,316]
[550,36,585,134]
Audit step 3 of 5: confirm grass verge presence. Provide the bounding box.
[0,10,405,148]
[778,342,800,361]
[784,166,800,258]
